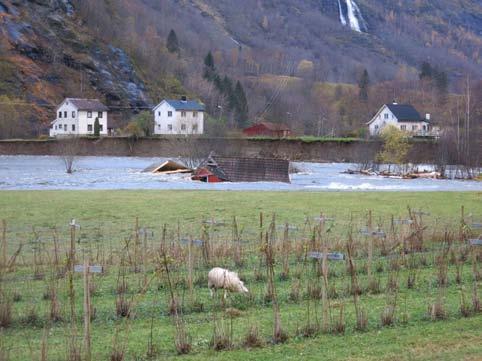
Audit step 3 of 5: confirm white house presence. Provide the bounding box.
[153,97,205,135]
[367,102,432,137]
[49,98,109,137]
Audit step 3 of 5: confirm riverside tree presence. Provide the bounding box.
[133,111,153,136]
[377,125,412,173]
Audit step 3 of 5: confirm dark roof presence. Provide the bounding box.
[199,155,290,183]
[65,98,109,111]
[165,99,205,111]
[385,104,423,122]
[245,122,291,131]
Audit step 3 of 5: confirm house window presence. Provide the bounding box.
[99,124,103,131]
[192,124,198,132]
[168,124,172,131]
[181,111,186,117]
[87,124,93,132]
[54,125,57,130]
[423,125,427,131]
[72,111,76,118]
[158,111,161,116]
[374,125,379,130]
[72,124,75,131]
[59,111,62,118]
[181,124,186,130]
[64,111,67,118]
[193,111,198,118]
[98,112,103,118]
[87,111,92,118]
[168,111,172,117]
[384,113,389,119]
[400,125,407,131]
[64,124,67,131]
[412,125,418,131]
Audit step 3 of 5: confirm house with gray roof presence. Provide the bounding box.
[153,96,205,135]
[50,98,109,137]
[367,102,433,137]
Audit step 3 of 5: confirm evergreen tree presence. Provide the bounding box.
[93,118,100,137]
[434,70,449,104]
[203,51,216,80]
[234,81,249,127]
[212,74,222,91]
[419,61,433,80]
[220,75,237,110]
[221,75,233,95]
[358,69,370,102]
[166,29,180,53]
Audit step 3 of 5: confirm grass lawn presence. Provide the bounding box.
[0,191,480,230]
[0,191,480,361]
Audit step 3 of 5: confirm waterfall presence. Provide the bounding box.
[336,0,367,33]
[345,0,361,32]
[337,0,347,26]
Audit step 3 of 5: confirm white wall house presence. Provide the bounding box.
[153,97,205,135]
[367,102,434,137]
[50,98,109,137]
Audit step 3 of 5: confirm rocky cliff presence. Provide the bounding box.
[0,0,150,132]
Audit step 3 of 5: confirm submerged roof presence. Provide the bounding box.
[162,99,205,111]
[63,98,109,111]
[143,160,191,174]
[385,104,423,122]
[197,155,290,183]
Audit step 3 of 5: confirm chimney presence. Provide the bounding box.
[425,113,431,121]
[392,100,398,105]
[180,95,187,102]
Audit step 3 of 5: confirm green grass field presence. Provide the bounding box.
[0,191,480,230]
[0,191,481,361]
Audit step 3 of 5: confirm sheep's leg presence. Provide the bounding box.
[210,288,214,297]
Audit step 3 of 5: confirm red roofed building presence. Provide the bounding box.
[242,122,292,138]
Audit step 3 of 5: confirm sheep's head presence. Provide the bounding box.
[238,280,249,294]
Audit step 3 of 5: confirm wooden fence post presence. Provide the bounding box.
[1,220,6,273]
[367,210,373,285]
[83,258,91,361]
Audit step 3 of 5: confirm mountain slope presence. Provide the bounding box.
[181,0,482,81]
[0,0,481,137]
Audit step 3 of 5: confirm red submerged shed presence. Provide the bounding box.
[192,154,290,183]
[243,122,292,138]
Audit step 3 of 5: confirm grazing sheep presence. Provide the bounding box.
[208,267,248,298]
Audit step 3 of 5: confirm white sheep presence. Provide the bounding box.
[208,267,249,298]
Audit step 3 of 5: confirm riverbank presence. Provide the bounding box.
[0,137,439,163]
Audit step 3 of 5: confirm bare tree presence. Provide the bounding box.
[58,137,81,174]
[164,132,208,170]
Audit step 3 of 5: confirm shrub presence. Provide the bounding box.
[243,325,264,348]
